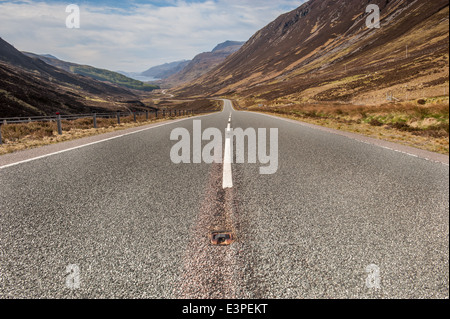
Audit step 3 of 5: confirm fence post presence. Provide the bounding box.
[133,111,137,123]
[56,113,62,135]
[93,113,97,129]
[155,110,158,119]
[0,123,3,145]
[117,112,121,125]
[146,111,149,120]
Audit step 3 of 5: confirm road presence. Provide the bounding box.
[0,100,448,299]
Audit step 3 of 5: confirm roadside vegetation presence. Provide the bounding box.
[0,99,222,155]
[238,97,449,154]
[0,113,189,155]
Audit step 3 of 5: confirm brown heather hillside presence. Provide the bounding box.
[0,37,152,117]
[174,0,449,106]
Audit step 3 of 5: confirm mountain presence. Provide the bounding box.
[23,52,159,92]
[0,37,149,117]
[162,40,245,87]
[41,54,58,60]
[174,0,449,105]
[22,52,73,72]
[211,41,246,53]
[141,60,191,79]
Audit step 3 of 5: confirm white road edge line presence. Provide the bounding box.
[237,108,449,167]
[0,112,218,170]
[224,99,448,166]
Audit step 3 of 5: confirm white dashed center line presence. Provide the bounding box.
[223,115,233,189]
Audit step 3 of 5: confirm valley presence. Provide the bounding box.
[0,0,448,301]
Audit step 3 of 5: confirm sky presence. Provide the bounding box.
[0,0,304,72]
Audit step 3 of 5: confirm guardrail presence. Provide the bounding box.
[0,109,216,145]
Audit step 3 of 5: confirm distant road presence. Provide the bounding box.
[161,89,175,98]
[0,100,448,298]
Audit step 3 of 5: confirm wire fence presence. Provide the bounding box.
[0,109,217,145]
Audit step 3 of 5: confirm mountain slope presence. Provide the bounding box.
[22,52,73,72]
[211,41,246,54]
[174,0,449,105]
[162,41,244,87]
[141,60,191,79]
[23,52,159,92]
[0,37,148,117]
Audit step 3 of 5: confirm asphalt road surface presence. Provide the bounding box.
[0,100,448,299]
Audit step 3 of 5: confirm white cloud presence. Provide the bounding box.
[0,0,303,72]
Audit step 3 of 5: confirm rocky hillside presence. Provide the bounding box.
[162,40,244,87]
[23,52,159,92]
[174,0,449,106]
[0,37,149,117]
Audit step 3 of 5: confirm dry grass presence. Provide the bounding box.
[0,113,195,155]
[245,98,449,154]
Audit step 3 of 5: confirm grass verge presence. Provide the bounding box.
[0,113,196,155]
[243,99,449,155]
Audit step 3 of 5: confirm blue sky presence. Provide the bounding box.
[0,0,304,72]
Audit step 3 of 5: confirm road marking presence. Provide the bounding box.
[223,136,233,189]
[0,112,217,170]
[239,109,449,167]
[223,119,233,189]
